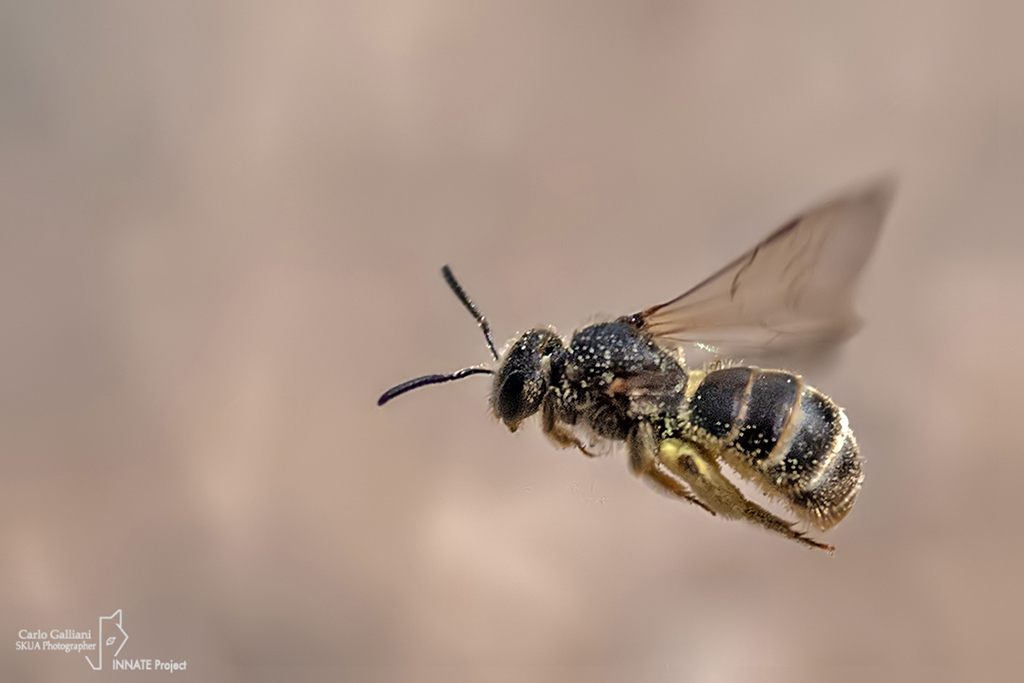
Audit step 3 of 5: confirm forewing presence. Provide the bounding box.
[637,179,894,357]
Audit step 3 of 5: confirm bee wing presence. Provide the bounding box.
[635,179,894,357]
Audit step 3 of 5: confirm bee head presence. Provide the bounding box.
[378,267,563,415]
[491,329,564,430]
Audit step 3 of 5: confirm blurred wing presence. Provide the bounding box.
[635,179,894,357]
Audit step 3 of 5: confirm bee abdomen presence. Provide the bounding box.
[688,367,799,460]
[775,389,862,529]
[687,367,754,439]
[685,367,862,530]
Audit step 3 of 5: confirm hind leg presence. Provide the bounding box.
[655,437,833,551]
[628,424,714,514]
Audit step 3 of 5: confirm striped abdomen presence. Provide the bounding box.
[682,366,862,530]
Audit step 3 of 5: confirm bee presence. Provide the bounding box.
[379,180,894,551]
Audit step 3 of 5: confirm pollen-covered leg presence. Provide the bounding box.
[657,438,834,552]
[627,424,714,515]
[541,394,597,457]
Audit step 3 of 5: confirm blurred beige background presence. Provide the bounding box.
[3,2,1023,681]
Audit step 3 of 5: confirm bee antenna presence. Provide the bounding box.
[442,265,500,361]
[377,367,495,406]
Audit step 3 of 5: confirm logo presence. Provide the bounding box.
[85,609,128,670]
[16,609,186,673]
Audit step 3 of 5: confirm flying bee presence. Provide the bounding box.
[379,180,894,551]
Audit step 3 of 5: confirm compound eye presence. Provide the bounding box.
[496,372,526,420]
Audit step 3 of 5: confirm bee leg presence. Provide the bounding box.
[541,393,597,457]
[657,438,834,552]
[628,424,715,515]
